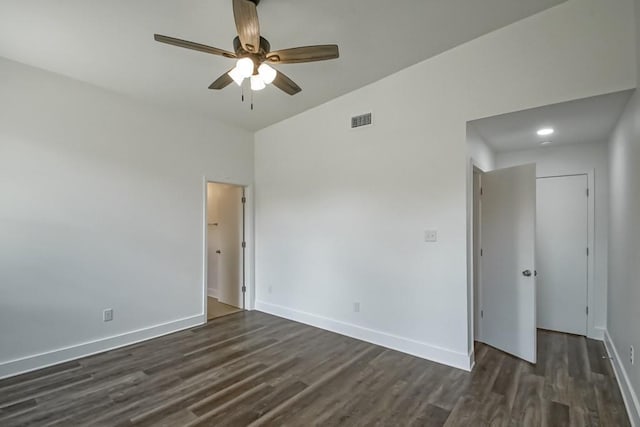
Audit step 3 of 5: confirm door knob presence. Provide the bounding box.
[216,250,221,254]
[522,270,532,277]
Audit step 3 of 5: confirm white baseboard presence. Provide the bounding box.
[255,300,471,371]
[0,314,205,380]
[604,330,640,427]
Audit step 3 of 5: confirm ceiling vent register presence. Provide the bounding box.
[351,113,372,129]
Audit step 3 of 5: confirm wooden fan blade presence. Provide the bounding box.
[154,34,236,58]
[266,45,339,64]
[272,70,301,95]
[233,0,260,53]
[208,70,234,90]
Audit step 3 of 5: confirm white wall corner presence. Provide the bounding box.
[590,326,606,341]
[0,314,205,380]
[604,330,640,427]
[255,300,472,371]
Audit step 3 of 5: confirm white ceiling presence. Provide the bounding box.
[0,0,565,131]
[469,90,634,153]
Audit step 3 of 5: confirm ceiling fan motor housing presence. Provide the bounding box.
[233,36,271,67]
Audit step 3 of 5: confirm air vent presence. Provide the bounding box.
[351,113,372,129]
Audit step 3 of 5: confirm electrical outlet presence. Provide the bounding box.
[353,302,360,313]
[631,345,635,365]
[424,230,438,242]
[103,308,113,322]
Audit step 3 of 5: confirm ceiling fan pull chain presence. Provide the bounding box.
[251,90,254,111]
[241,84,244,102]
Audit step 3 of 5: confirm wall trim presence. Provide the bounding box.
[604,330,640,427]
[256,300,471,371]
[0,314,204,380]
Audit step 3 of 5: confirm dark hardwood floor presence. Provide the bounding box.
[0,311,630,426]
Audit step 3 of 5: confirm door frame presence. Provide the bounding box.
[536,170,596,339]
[202,177,255,323]
[472,166,484,345]
[467,158,486,369]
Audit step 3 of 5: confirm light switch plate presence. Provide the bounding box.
[103,308,113,322]
[424,230,438,242]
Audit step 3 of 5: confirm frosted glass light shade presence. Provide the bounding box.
[250,74,266,91]
[228,67,245,86]
[258,63,277,85]
[236,57,254,78]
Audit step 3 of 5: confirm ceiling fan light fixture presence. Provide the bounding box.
[258,63,277,84]
[250,74,266,91]
[236,57,255,78]
[154,0,339,97]
[228,67,245,86]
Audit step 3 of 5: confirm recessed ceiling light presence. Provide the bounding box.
[540,141,553,145]
[537,128,554,136]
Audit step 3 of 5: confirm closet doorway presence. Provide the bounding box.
[205,182,246,321]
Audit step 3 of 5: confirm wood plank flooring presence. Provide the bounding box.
[0,311,630,426]
[207,297,242,321]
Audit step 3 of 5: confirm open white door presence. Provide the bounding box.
[480,164,537,363]
[217,185,244,309]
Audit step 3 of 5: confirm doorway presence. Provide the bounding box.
[205,182,246,321]
[536,174,589,336]
[468,91,625,365]
[473,170,590,362]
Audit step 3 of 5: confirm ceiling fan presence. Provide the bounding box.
[154,0,339,96]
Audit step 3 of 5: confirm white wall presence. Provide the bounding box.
[206,184,221,298]
[0,57,254,378]
[602,2,640,424]
[496,142,609,339]
[254,0,636,370]
[606,65,640,427]
[467,125,495,172]
[207,226,220,297]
